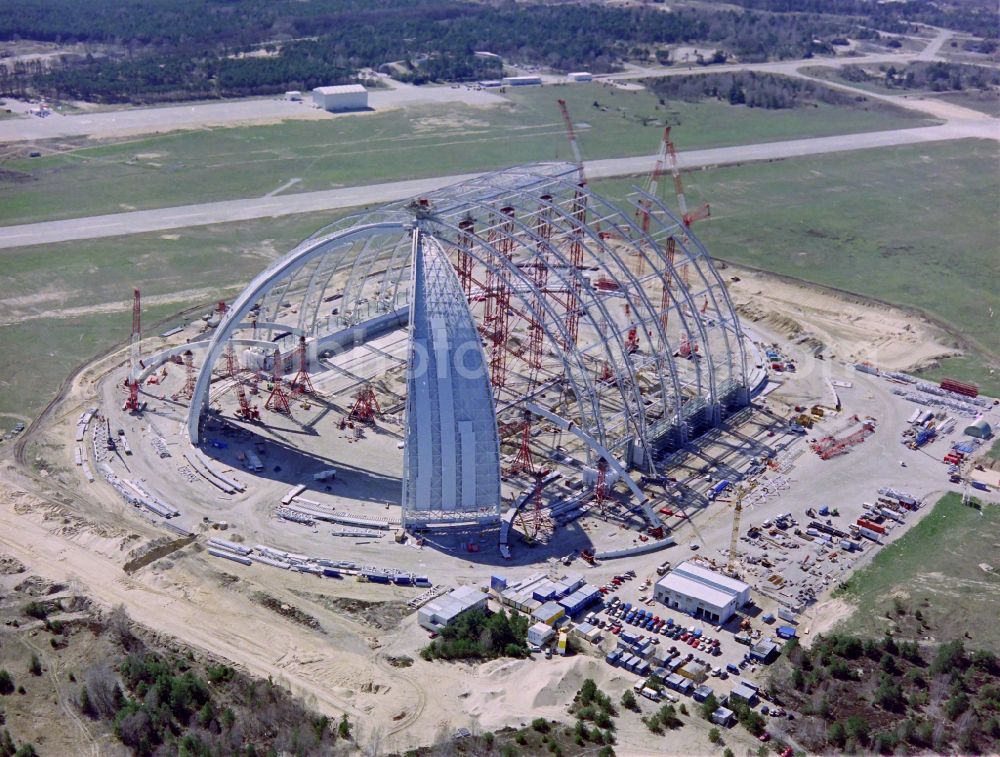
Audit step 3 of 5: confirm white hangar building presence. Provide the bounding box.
[312,84,368,112]
[654,560,751,623]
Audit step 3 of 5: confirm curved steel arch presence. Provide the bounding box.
[186,163,749,478]
[187,221,407,443]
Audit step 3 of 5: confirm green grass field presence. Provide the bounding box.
[593,138,1000,393]
[0,212,333,430]
[832,493,1000,650]
[0,82,934,226]
[2,137,996,430]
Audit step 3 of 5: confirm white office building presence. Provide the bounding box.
[312,84,368,112]
[418,585,487,631]
[654,561,751,623]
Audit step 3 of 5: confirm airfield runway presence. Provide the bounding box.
[0,119,994,250]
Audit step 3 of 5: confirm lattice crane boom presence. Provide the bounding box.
[726,484,755,577]
[124,288,142,411]
[557,99,586,186]
[663,127,710,227]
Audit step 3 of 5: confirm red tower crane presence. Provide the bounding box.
[264,349,291,415]
[623,302,640,354]
[177,349,196,401]
[289,336,315,397]
[225,342,259,421]
[557,99,590,350]
[531,473,547,540]
[348,385,381,424]
[634,126,671,277]
[456,216,475,300]
[483,207,515,392]
[507,409,536,477]
[526,195,553,375]
[124,288,142,412]
[595,458,609,509]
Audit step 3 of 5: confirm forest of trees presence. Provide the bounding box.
[840,61,1000,92]
[772,634,1000,754]
[648,71,861,110]
[2,0,873,103]
[707,0,999,39]
[2,0,995,104]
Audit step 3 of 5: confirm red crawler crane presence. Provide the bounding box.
[348,385,381,424]
[124,288,142,412]
[289,336,315,397]
[635,126,671,277]
[663,126,710,229]
[264,349,291,415]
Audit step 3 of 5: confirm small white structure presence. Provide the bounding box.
[285,90,302,101]
[654,560,751,623]
[502,75,542,86]
[527,621,555,647]
[417,585,487,632]
[567,72,593,82]
[312,84,368,112]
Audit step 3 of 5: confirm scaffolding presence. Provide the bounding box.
[186,163,751,474]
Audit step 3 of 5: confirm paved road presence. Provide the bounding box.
[0,78,505,143]
[0,119,995,250]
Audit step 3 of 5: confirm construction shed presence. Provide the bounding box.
[532,600,566,626]
[417,585,487,632]
[964,418,993,439]
[749,638,780,663]
[730,681,759,705]
[654,561,751,623]
[312,84,368,112]
[527,621,555,647]
[502,75,542,86]
[558,585,601,615]
[711,707,735,727]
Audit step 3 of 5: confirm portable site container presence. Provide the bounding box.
[857,526,882,542]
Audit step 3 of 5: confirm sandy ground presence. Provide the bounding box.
[726,265,960,372]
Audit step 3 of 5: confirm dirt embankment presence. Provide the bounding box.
[726,265,959,371]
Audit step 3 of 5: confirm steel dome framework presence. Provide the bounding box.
[188,163,749,510]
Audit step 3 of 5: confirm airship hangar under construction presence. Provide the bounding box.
[94,160,766,561]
